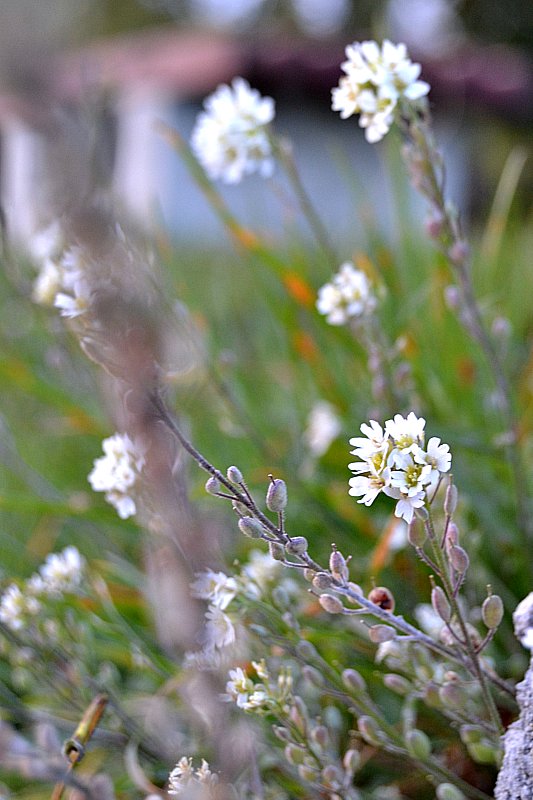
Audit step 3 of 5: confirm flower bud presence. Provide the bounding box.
[302,665,324,687]
[296,640,318,660]
[459,725,483,745]
[343,748,360,773]
[312,572,334,591]
[445,521,459,546]
[482,593,504,629]
[232,499,249,516]
[311,725,329,748]
[423,681,442,709]
[319,594,344,614]
[407,518,426,547]
[368,586,395,612]
[346,581,363,598]
[439,680,467,709]
[226,465,243,484]
[329,546,349,583]
[290,696,308,733]
[205,476,221,495]
[238,516,264,539]
[436,783,466,800]
[303,568,315,582]
[466,741,500,765]
[357,715,382,746]
[383,674,412,695]
[266,478,287,512]
[448,544,469,573]
[284,743,305,765]
[342,668,366,692]
[321,764,342,787]
[269,541,285,561]
[449,240,469,265]
[298,764,318,782]
[444,483,458,515]
[406,729,431,760]
[368,624,396,643]
[272,725,291,742]
[431,586,451,622]
[285,536,308,555]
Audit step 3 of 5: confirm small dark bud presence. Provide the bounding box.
[368,586,395,612]
[226,465,243,484]
[285,536,308,555]
[482,593,504,629]
[205,476,221,495]
[238,516,264,539]
[269,541,285,561]
[266,478,287,512]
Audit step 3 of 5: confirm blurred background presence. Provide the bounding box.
[0,0,531,249]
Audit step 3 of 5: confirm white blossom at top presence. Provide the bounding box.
[317,262,377,326]
[0,584,41,630]
[190,569,237,610]
[191,77,275,184]
[332,39,430,142]
[304,401,341,457]
[35,546,85,596]
[348,412,451,523]
[88,433,146,519]
[168,756,218,796]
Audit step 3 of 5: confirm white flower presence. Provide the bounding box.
[385,412,426,452]
[242,688,269,710]
[204,606,236,650]
[241,549,281,597]
[54,273,91,318]
[332,39,430,142]
[37,546,85,596]
[168,756,219,796]
[0,584,41,630]
[349,419,388,458]
[348,464,391,507]
[88,433,145,519]
[317,262,377,326]
[413,437,452,484]
[191,77,275,184]
[304,401,341,457]
[32,259,63,306]
[28,221,63,263]
[190,570,237,610]
[226,666,255,708]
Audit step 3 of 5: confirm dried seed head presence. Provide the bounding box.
[269,541,285,561]
[319,594,344,614]
[312,572,334,591]
[329,545,349,583]
[407,518,426,547]
[285,536,308,556]
[226,465,243,484]
[205,476,221,495]
[482,593,504,629]
[406,729,431,760]
[357,715,382,746]
[444,483,458,515]
[342,668,366,692]
[448,544,469,574]
[368,586,395,612]
[238,516,264,539]
[368,624,396,643]
[266,477,287,512]
[431,586,451,622]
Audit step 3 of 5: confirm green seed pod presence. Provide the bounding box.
[466,741,500,765]
[313,572,334,591]
[407,518,426,547]
[319,594,344,614]
[226,465,243,484]
[445,521,459,546]
[342,748,361,773]
[321,764,342,787]
[302,665,324,687]
[232,499,249,516]
[346,581,363,598]
[406,729,431,760]
[266,478,288,512]
[459,725,483,745]
[290,696,308,733]
[303,568,316,582]
[357,715,382,746]
[436,783,466,800]
[383,674,412,695]
[482,594,504,629]
[238,516,264,539]
[444,483,458,515]
[368,625,396,644]
[431,586,451,622]
[311,725,329,748]
[285,536,308,555]
[423,680,442,709]
[329,546,349,583]
[298,764,318,782]
[439,680,467,709]
[269,541,285,561]
[272,725,291,742]
[296,640,318,660]
[342,668,366,692]
[284,743,305,765]
[205,476,221,495]
[448,544,469,573]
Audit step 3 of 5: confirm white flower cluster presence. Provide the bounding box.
[168,756,218,797]
[191,77,275,184]
[332,39,430,142]
[0,546,85,631]
[348,412,451,523]
[225,662,271,710]
[317,262,377,326]
[29,224,92,319]
[88,433,146,519]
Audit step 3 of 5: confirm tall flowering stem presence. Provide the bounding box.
[399,108,531,550]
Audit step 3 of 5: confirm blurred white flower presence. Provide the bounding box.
[316,262,377,325]
[332,39,430,142]
[191,77,275,184]
[241,549,282,596]
[36,546,85,596]
[168,756,219,796]
[88,433,146,519]
[304,401,341,457]
[0,584,41,630]
[203,605,236,650]
[190,569,238,610]
[32,259,63,306]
